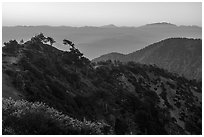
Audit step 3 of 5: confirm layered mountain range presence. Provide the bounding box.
[2,22,201,59]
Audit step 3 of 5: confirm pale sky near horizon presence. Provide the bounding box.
[2,2,202,27]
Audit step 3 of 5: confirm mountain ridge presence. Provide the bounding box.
[2,22,202,28]
[92,38,202,81]
[2,22,201,59]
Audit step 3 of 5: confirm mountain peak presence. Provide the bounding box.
[100,24,118,28]
[146,22,177,27]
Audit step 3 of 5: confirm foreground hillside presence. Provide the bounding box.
[93,38,202,81]
[2,34,202,135]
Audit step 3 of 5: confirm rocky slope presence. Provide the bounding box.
[93,38,202,81]
[2,35,202,134]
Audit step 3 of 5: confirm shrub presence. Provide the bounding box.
[2,97,112,135]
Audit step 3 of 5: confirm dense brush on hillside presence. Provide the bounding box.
[2,34,202,135]
[2,98,112,135]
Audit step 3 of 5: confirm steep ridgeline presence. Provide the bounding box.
[2,35,201,135]
[92,38,202,81]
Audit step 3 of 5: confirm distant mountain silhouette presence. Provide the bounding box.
[2,23,201,59]
[145,22,177,27]
[93,52,125,61]
[100,24,118,28]
[93,38,202,81]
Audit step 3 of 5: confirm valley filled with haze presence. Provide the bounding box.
[2,22,201,59]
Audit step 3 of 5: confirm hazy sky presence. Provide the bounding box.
[2,2,202,27]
